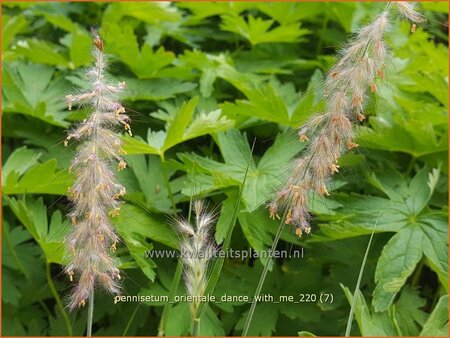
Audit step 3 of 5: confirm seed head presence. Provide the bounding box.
[64,30,130,309]
[396,2,425,23]
[269,4,423,235]
[177,201,217,318]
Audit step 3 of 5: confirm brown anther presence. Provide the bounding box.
[295,228,303,237]
[65,95,73,110]
[98,233,105,242]
[318,185,330,196]
[357,113,366,122]
[64,135,74,147]
[79,300,86,307]
[109,208,120,217]
[111,242,117,252]
[92,29,104,51]
[370,83,377,93]
[331,71,338,78]
[71,217,77,226]
[118,160,127,171]
[114,106,126,119]
[330,163,340,173]
[68,271,74,282]
[377,69,384,80]
[269,206,277,220]
[411,23,417,33]
[299,134,309,142]
[352,94,363,106]
[285,209,293,225]
[124,123,132,136]
[347,141,359,150]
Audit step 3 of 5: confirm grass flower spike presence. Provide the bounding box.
[177,200,217,334]
[64,29,130,310]
[269,2,424,237]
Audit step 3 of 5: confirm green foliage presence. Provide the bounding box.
[2,1,447,337]
[3,63,71,127]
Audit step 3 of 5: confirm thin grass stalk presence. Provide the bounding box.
[192,317,200,337]
[242,208,288,336]
[45,262,73,336]
[158,260,183,336]
[122,304,140,336]
[86,290,94,337]
[344,211,381,336]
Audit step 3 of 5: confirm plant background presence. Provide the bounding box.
[1,1,448,336]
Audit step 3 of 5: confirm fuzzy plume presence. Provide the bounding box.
[269,2,423,237]
[64,28,131,309]
[177,200,217,318]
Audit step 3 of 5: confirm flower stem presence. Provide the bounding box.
[122,304,140,336]
[158,260,183,336]
[345,211,380,337]
[242,208,288,336]
[192,317,200,336]
[86,289,94,337]
[46,262,73,336]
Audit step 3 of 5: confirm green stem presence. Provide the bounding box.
[192,317,200,337]
[242,211,288,337]
[3,222,29,278]
[158,259,183,336]
[345,212,380,337]
[160,153,177,213]
[86,289,94,337]
[46,262,73,336]
[122,304,140,336]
